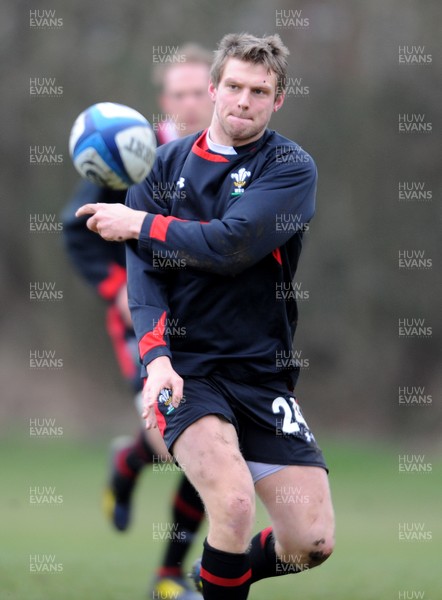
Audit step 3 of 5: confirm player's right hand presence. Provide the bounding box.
[75,202,147,242]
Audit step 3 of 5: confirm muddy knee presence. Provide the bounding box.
[278,535,335,570]
[306,536,334,566]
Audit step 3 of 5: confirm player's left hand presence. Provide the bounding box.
[75,202,147,241]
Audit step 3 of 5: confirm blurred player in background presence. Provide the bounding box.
[62,44,214,600]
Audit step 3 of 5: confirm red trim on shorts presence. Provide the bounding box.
[260,526,273,548]
[97,263,127,300]
[192,130,230,163]
[174,494,204,522]
[272,247,282,265]
[154,401,167,437]
[138,311,167,360]
[200,567,252,587]
[149,215,187,242]
[143,378,167,437]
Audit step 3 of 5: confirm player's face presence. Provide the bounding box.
[208,58,285,147]
[160,63,213,137]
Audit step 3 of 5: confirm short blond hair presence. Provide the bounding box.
[153,44,213,91]
[210,33,289,99]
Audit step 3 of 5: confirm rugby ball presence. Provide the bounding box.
[69,102,156,190]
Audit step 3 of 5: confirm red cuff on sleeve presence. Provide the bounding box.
[138,310,167,360]
[149,215,188,242]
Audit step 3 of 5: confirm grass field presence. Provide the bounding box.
[0,435,440,599]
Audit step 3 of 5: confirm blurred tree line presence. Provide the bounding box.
[1,0,441,439]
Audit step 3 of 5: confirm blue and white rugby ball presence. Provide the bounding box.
[69,102,156,190]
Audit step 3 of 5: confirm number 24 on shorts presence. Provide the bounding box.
[272,396,315,443]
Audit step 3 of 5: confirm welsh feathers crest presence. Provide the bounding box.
[230,167,251,196]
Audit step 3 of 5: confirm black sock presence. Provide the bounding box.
[124,429,154,473]
[112,431,154,504]
[158,475,205,577]
[200,539,251,600]
[249,527,303,582]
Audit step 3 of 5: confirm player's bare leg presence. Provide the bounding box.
[252,465,335,578]
[173,415,255,599]
[173,415,255,552]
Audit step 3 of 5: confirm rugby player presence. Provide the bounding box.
[77,32,335,600]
